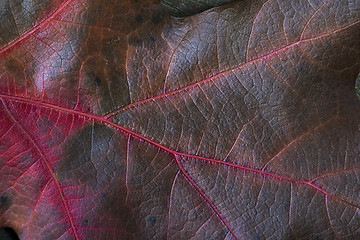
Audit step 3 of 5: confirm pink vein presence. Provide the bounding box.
[300,0,329,40]
[104,18,360,118]
[174,155,239,240]
[27,179,51,237]
[261,116,337,171]
[1,93,359,212]
[1,99,80,240]
[0,0,73,54]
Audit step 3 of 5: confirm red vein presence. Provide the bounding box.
[1,99,80,240]
[186,154,360,209]
[299,0,329,40]
[1,93,359,211]
[105,41,299,117]
[0,0,73,54]
[174,155,239,240]
[104,18,360,118]
[310,164,360,183]
[261,116,337,171]
[27,179,52,236]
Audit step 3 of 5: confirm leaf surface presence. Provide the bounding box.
[161,0,237,17]
[0,0,360,239]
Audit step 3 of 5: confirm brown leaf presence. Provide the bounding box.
[0,0,360,239]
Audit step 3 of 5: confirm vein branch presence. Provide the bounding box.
[0,0,73,54]
[174,155,239,240]
[0,99,80,240]
[104,19,360,118]
[0,94,358,211]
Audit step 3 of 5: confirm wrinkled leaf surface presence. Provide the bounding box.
[0,0,360,239]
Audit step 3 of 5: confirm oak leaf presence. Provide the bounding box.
[0,0,360,239]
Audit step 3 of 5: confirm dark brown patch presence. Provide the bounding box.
[4,56,25,80]
[5,57,22,73]
[55,123,137,233]
[128,36,142,47]
[89,72,102,86]
[0,194,11,211]
[149,36,156,42]
[0,195,8,205]
[55,123,125,187]
[135,15,143,22]
[151,12,164,25]
[148,216,156,224]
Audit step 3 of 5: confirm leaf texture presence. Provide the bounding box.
[161,0,237,17]
[0,0,360,239]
